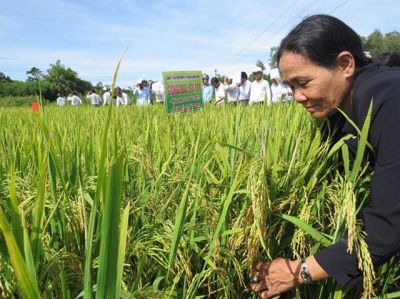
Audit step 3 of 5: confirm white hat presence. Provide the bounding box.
[252,66,263,73]
[269,68,281,80]
[136,79,143,84]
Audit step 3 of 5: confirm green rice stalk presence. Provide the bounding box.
[0,206,41,298]
[116,202,131,299]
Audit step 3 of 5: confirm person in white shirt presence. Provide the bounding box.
[151,81,165,103]
[250,66,271,105]
[86,90,101,106]
[134,79,151,106]
[123,92,130,105]
[211,77,226,105]
[115,87,130,106]
[115,88,123,106]
[67,92,82,106]
[56,93,65,107]
[223,76,239,104]
[103,87,111,105]
[270,68,293,103]
[238,72,251,105]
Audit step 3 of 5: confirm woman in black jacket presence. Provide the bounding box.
[249,14,400,298]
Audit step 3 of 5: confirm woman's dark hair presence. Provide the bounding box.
[277,14,369,68]
[241,72,248,80]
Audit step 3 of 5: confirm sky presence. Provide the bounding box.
[1,0,399,88]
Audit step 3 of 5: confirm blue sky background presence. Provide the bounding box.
[1,0,399,88]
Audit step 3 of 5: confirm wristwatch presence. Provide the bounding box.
[300,258,313,284]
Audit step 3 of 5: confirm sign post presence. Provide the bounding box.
[162,71,203,113]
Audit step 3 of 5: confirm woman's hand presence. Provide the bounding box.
[249,256,329,298]
[249,258,302,298]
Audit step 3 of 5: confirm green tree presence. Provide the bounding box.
[95,81,104,94]
[256,59,266,71]
[363,30,384,55]
[0,72,13,82]
[269,46,279,69]
[95,81,104,90]
[44,60,92,94]
[26,67,44,81]
[383,31,400,53]
[363,30,400,56]
[216,73,226,83]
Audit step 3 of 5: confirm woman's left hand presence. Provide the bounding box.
[249,258,302,298]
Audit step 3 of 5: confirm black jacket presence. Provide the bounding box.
[314,62,400,288]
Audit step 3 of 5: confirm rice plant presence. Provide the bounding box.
[0,100,398,298]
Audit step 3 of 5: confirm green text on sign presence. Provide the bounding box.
[163,71,203,113]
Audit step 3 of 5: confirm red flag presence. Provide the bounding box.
[31,101,39,112]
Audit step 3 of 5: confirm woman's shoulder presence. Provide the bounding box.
[354,63,400,95]
[344,63,399,141]
[352,63,400,117]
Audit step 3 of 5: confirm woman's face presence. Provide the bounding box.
[279,51,354,119]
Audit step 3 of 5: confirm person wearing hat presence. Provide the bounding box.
[270,68,293,103]
[202,74,214,103]
[56,93,65,107]
[102,87,111,105]
[249,66,271,105]
[134,79,151,106]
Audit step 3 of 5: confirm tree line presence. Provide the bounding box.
[0,60,93,101]
[1,29,399,105]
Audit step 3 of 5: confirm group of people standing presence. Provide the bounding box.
[55,68,291,107]
[55,91,83,106]
[202,67,293,105]
[129,79,165,105]
[55,79,165,107]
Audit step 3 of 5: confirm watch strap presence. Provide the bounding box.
[300,258,313,284]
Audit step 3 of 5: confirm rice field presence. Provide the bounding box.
[0,103,399,298]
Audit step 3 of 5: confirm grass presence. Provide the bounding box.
[0,103,398,298]
[0,95,49,107]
